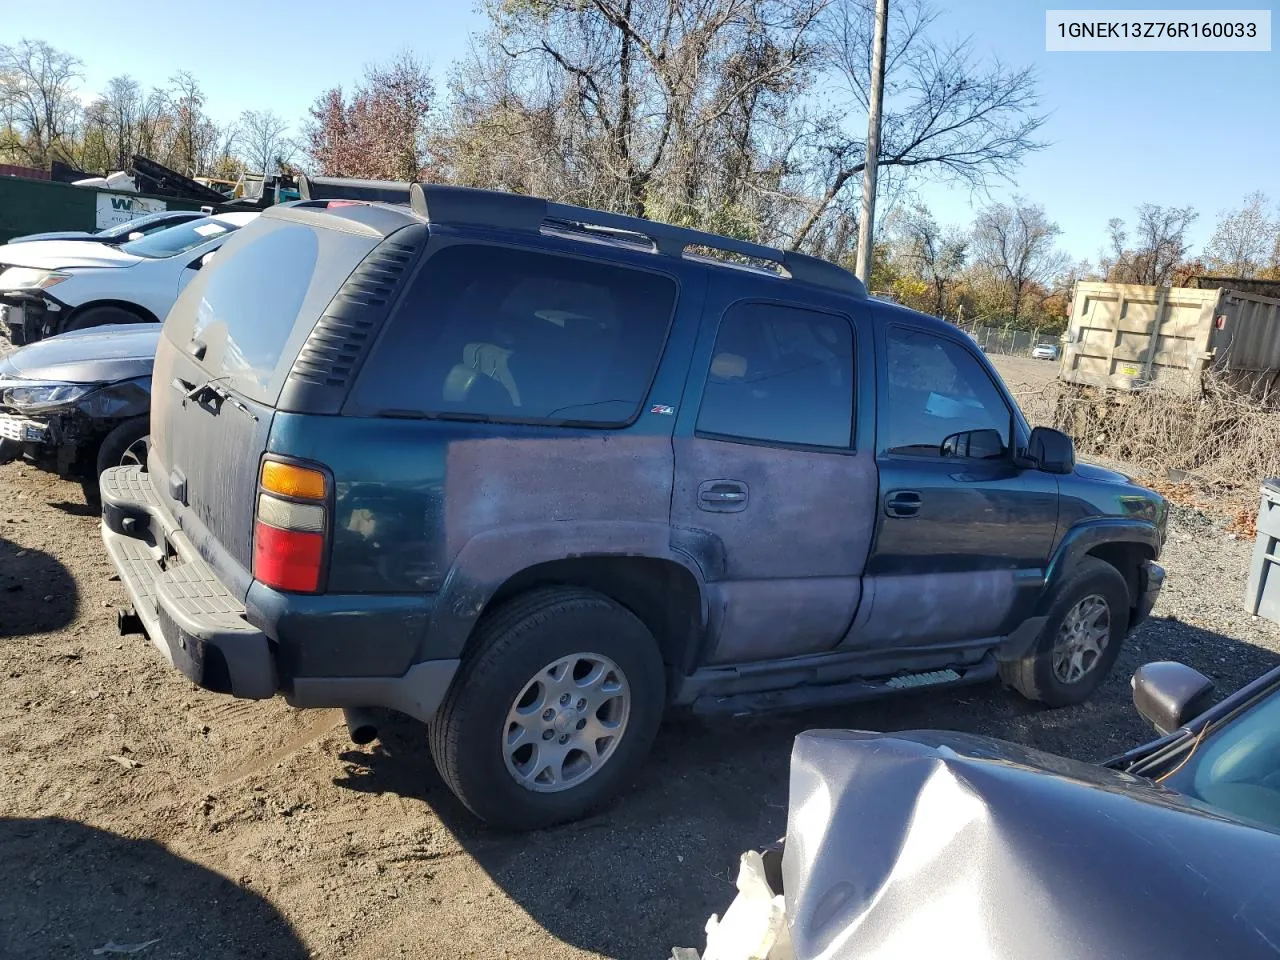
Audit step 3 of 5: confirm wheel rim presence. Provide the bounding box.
[1052,594,1111,684]
[502,653,631,794]
[119,435,150,468]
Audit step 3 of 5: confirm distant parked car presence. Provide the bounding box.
[1032,342,1060,361]
[6,210,208,246]
[0,212,257,344]
[0,324,157,502]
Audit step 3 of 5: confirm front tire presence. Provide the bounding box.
[429,587,666,831]
[95,417,150,476]
[1000,557,1130,707]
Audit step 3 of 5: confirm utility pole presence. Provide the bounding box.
[854,0,889,285]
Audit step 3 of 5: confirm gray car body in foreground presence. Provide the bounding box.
[778,726,1280,959]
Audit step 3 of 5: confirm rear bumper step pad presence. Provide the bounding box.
[100,465,276,699]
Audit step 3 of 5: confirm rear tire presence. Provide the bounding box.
[64,305,150,334]
[429,587,666,831]
[1000,557,1130,707]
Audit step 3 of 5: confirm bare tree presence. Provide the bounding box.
[790,0,1045,250]
[891,203,967,316]
[165,71,219,176]
[441,0,826,228]
[0,39,83,167]
[239,109,293,175]
[1103,203,1198,286]
[972,198,1064,327]
[1204,191,1278,279]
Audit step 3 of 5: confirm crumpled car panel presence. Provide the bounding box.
[782,730,1280,960]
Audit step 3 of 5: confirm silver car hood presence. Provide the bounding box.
[780,730,1280,959]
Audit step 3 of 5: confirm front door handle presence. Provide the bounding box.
[885,490,922,518]
[698,479,749,513]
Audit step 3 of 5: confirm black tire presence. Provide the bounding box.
[64,305,149,334]
[95,417,150,476]
[999,557,1130,707]
[429,587,666,831]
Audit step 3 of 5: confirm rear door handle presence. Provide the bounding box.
[698,479,749,513]
[885,490,922,518]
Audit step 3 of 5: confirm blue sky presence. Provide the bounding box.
[5,0,1276,261]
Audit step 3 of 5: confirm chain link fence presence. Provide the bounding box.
[952,322,1056,357]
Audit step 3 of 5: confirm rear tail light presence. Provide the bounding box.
[253,460,329,593]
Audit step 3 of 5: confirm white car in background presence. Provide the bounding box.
[0,212,258,344]
[1032,342,1061,361]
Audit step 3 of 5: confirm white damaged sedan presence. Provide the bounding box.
[0,211,258,344]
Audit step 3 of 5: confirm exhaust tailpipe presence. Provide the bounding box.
[343,708,379,745]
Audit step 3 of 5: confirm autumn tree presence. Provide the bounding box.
[305,52,434,181]
[972,198,1065,327]
[1204,191,1278,279]
[1102,203,1198,286]
[890,203,967,316]
[0,39,83,167]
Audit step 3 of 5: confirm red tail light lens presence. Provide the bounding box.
[253,459,330,593]
[253,522,324,593]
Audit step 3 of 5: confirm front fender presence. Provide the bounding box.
[1044,517,1161,605]
[424,520,711,660]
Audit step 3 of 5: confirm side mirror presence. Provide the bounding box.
[127,231,144,241]
[941,428,1005,459]
[187,251,216,271]
[1132,661,1216,735]
[1025,426,1075,474]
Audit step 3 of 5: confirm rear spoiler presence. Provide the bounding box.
[296,175,413,204]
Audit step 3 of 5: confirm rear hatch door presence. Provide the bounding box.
[151,210,391,597]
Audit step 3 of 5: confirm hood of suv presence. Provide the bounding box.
[0,240,140,271]
[0,324,159,384]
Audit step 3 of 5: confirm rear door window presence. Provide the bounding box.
[164,216,381,405]
[350,244,678,426]
[696,301,855,448]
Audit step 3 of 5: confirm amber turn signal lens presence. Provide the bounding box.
[260,460,326,500]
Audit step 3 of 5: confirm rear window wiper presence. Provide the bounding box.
[174,376,258,422]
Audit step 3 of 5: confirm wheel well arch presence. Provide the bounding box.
[474,556,707,674]
[1086,541,1154,609]
[64,300,158,329]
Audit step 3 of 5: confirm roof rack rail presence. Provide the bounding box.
[407,183,866,298]
[298,175,413,204]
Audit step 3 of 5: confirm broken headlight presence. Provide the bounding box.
[2,382,93,413]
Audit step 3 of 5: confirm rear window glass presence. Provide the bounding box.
[351,244,678,426]
[166,216,380,404]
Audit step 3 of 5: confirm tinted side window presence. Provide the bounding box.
[353,245,678,425]
[882,327,1011,458]
[696,302,854,449]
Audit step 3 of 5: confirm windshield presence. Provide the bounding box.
[96,212,182,239]
[1162,683,1280,832]
[119,218,236,259]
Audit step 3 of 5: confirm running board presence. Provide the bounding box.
[690,654,997,717]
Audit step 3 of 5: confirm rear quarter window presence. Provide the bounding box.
[349,244,679,426]
[165,216,381,405]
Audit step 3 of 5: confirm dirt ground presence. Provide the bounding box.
[2,350,1278,959]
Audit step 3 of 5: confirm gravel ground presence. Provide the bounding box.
[1,348,1277,959]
